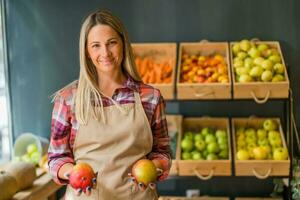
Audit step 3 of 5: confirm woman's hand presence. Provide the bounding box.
[64,163,97,196]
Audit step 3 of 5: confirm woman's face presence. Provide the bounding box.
[86,24,123,75]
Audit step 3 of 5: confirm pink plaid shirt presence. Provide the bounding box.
[48,75,171,185]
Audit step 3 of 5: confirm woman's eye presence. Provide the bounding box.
[108,41,117,45]
[92,44,100,48]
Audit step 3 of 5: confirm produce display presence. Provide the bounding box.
[135,56,173,84]
[180,127,229,160]
[180,53,229,84]
[235,119,288,160]
[232,40,286,83]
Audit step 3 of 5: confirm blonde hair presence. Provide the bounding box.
[75,9,141,124]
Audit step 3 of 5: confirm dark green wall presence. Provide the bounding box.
[4,0,299,199]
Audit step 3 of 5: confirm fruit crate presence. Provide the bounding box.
[159,196,229,200]
[166,115,183,176]
[230,41,290,102]
[232,117,290,178]
[177,42,232,99]
[177,117,232,179]
[131,43,177,100]
[235,198,282,200]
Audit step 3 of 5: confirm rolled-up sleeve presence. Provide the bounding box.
[147,94,172,181]
[48,95,75,185]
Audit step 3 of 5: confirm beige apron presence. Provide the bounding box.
[65,92,158,200]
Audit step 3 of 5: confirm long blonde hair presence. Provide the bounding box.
[76,9,141,124]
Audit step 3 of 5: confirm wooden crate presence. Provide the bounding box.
[177,42,231,99]
[235,198,282,200]
[230,41,290,101]
[131,43,177,100]
[166,115,183,176]
[177,117,232,179]
[232,118,290,178]
[159,196,229,200]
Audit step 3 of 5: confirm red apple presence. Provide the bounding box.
[69,162,96,192]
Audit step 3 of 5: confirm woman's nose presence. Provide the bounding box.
[100,46,111,57]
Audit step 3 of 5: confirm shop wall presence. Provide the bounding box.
[4,0,300,197]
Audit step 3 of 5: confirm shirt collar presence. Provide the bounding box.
[122,73,140,92]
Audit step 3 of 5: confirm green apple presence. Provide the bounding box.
[202,150,208,158]
[30,151,41,164]
[201,127,213,137]
[206,153,218,160]
[217,137,228,146]
[252,147,267,160]
[207,142,219,154]
[181,138,194,152]
[184,131,194,141]
[273,147,288,160]
[219,143,228,151]
[237,52,248,60]
[258,138,269,146]
[247,142,257,150]
[237,149,250,160]
[257,44,269,52]
[272,74,285,82]
[215,129,227,138]
[263,119,278,131]
[232,43,241,55]
[236,67,249,76]
[240,40,251,51]
[269,136,282,148]
[244,57,254,69]
[192,151,203,160]
[205,134,216,144]
[253,57,265,65]
[269,55,281,63]
[273,63,285,74]
[218,150,229,159]
[248,47,261,58]
[195,139,206,151]
[249,66,263,77]
[261,60,274,70]
[194,133,203,141]
[27,143,38,155]
[233,60,244,68]
[257,129,267,140]
[245,128,256,138]
[182,151,192,160]
[261,70,273,82]
[239,74,253,83]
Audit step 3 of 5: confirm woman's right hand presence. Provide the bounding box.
[59,163,97,196]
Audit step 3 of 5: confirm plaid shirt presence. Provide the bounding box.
[48,75,171,185]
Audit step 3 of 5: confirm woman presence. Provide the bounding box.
[48,9,171,200]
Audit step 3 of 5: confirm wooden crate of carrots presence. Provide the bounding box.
[132,43,177,100]
[177,42,231,99]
